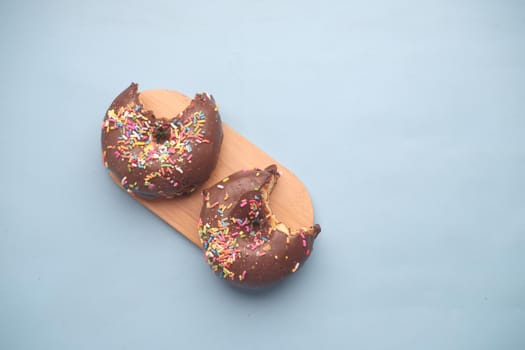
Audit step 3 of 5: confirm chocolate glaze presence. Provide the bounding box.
[198,165,321,288]
[101,83,223,199]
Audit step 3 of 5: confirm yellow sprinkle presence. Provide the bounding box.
[222,267,233,278]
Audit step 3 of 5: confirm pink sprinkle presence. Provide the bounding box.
[302,240,307,247]
[306,249,310,256]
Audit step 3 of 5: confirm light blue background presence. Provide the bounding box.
[1,0,524,349]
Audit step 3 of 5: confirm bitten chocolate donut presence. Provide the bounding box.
[101,83,223,199]
[198,165,321,288]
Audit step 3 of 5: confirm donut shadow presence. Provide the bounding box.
[220,270,305,298]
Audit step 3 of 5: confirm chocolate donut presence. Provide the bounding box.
[198,165,321,288]
[101,83,223,199]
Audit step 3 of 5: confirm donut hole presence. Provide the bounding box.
[250,217,263,232]
[154,123,171,144]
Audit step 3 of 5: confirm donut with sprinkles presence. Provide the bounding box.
[198,165,321,288]
[101,83,223,199]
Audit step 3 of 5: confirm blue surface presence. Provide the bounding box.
[1,0,524,349]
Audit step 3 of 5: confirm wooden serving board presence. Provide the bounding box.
[111,89,315,247]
